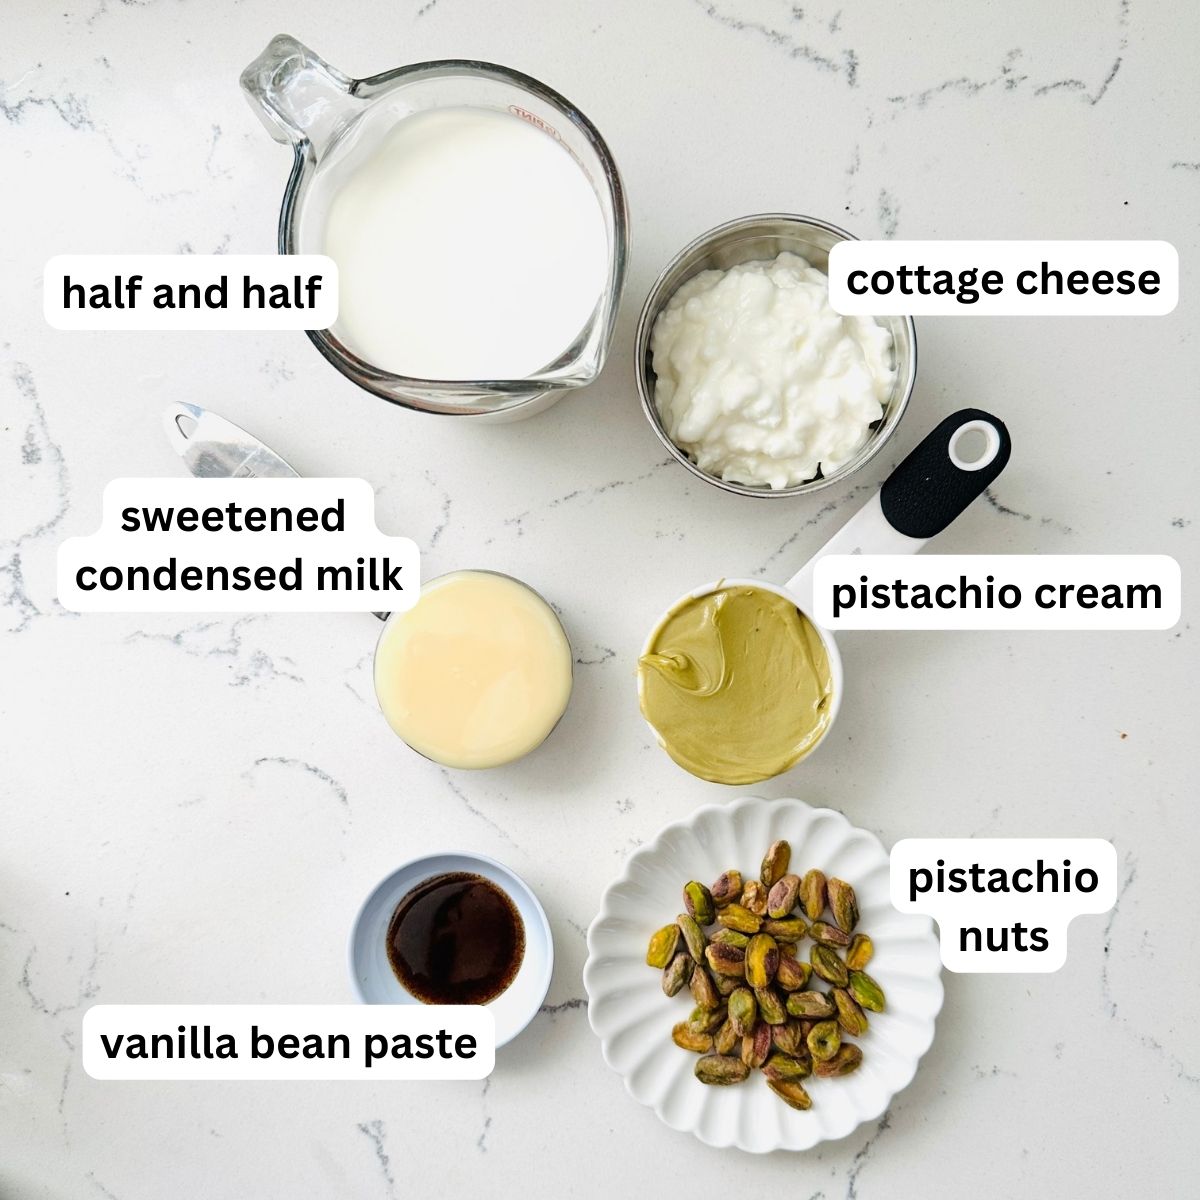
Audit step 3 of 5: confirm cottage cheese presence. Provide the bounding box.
[650,252,896,490]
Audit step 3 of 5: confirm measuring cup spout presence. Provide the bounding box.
[785,408,1012,615]
[240,34,359,156]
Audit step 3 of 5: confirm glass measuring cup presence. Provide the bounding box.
[638,409,1012,784]
[240,35,629,420]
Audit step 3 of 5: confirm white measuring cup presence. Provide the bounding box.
[639,408,1012,783]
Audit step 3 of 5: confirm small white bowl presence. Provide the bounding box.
[584,796,943,1152]
[349,852,554,1048]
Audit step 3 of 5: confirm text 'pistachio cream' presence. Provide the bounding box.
[638,585,833,785]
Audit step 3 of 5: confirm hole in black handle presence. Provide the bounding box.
[879,408,1011,540]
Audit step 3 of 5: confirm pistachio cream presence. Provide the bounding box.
[638,585,833,785]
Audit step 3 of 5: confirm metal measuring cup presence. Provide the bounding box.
[638,409,1012,782]
[240,35,629,422]
[636,212,918,496]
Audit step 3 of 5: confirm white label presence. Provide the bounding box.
[57,478,419,613]
[82,1005,494,1080]
[44,255,338,329]
[812,554,1180,630]
[827,240,1178,315]
[890,839,1118,973]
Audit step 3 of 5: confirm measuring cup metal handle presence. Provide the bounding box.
[785,408,1011,613]
[240,34,358,154]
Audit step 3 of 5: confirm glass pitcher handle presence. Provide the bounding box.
[240,34,358,155]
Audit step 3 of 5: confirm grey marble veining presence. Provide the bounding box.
[1,1,1197,1197]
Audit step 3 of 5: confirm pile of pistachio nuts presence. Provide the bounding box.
[645,839,886,1111]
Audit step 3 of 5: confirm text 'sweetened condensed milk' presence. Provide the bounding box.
[374,571,573,769]
[322,106,609,381]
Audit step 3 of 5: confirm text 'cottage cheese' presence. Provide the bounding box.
[651,252,897,490]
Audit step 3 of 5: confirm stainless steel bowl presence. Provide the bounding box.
[635,213,918,498]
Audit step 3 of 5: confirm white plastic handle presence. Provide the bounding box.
[785,492,925,616]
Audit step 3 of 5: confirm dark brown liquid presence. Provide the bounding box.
[386,872,525,1005]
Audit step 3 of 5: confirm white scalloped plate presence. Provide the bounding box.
[584,796,943,1152]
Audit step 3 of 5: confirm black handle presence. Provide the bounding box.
[879,408,1011,539]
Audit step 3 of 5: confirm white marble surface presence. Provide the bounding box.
[2,1,1198,1196]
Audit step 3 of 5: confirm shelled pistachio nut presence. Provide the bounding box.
[695,1054,750,1085]
[771,1018,807,1057]
[745,934,779,989]
[689,964,721,1010]
[728,987,757,1037]
[814,1043,863,1078]
[766,873,801,918]
[705,942,746,978]
[676,912,708,962]
[646,924,680,968]
[683,880,716,926]
[848,969,886,1012]
[810,944,849,987]
[810,920,851,948]
[760,840,791,888]
[710,870,743,908]
[799,869,827,921]
[832,987,869,1037]
[711,928,750,949]
[662,952,694,996]
[762,916,807,942]
[754,986,787,1025]
[741,1020,772,1069]
[687,1004,728,1035]
[785,990,836,1019]
[714,1016,739,1055]
[672,1022,714,1053]
[761,1051,811,1082]
[827,878,859,933]
[716,904,762,934]
[774,954,811,992]
[766,1077,812,1110]
[739,879,768,916]
[806,1019,841,1063]
[845,933,874,971]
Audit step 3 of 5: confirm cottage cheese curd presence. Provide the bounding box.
[650,252,896,490]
